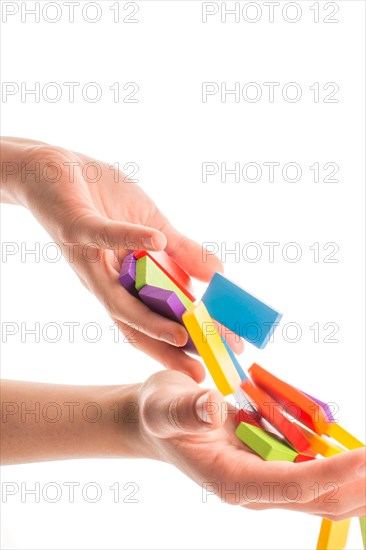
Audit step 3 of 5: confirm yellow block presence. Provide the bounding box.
[317,519,350,550]
[297,424,344,457]
[327,423,365,450]
[182,302,241,396]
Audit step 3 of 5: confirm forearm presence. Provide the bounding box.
[0,379,150,465]
[0,137,44,205]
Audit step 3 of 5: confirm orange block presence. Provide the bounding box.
[248,364,365,449]
[241,379,311,453]
[134,250,195,301]
[248,363,330,435]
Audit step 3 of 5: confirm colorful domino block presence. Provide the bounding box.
[134,250,195,301]
[316,518,351,550]
[202,273,282,349]
[138,285,196,354]
[119,252,138,296]
[139,285,186,320]
[135,255,193,309]
[248,364,364,449]
[241,378,311,453]
[249,363,332,433]
[236,422,298,462]
[182,302,241,396]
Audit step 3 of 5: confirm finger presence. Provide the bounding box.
[239,448,366,506]
[66,214,167,251]
[244,488,366,521]
[140,370,226,438]
[93,267,190,346]
[114,319,206,383]
[162,222,223,281]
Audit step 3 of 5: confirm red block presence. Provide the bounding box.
[134,250,195,301]
[294,454,316,463]
[241,379,311,453]
[235,408,262,428]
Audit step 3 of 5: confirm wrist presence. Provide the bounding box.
[1,137,43,205]
[95,383,158,461]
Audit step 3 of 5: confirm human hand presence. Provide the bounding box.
[1,138,243,380]
[138,370,366,520]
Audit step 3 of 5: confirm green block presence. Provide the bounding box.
[360,517,366,549]
[135,256,193,310]
[235,422,298,462]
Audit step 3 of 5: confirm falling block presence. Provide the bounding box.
[302,391,336,423]
[248,363,330,435]
[138,285,196,354]
[182,302,241,396]
[135,256,193,309]
[221,338,248,381]
[249,364,365,449]
[119,252,138,296]
[236,422,298,462]
[134,250,195,301]
[241,379,310,453]
[316,518,350,550]
[359,517,366,549]
[202,272,282,349]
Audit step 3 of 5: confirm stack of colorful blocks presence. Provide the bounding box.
[119,249,365,550]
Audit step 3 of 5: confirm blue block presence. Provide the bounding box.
[221,338,248,381]
[202,273,282,349]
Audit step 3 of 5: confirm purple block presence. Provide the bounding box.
[302,391,335,422]
[139,285,197,354]
[119,252,138,296]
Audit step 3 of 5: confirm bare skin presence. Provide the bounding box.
[1,372,365,521]
[1,137,243,381]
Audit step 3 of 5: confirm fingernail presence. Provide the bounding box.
[357,464,366,477]
[161,332,176,346]
[142,236,154,250]
[195,393,213,424]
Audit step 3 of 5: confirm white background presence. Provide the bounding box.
[0,1,365,548]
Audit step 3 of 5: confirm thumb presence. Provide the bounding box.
[65,214,167,251]
[141,372,226,438]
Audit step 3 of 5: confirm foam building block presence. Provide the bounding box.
[119,252,138,296]
[316,518,350,550]
[139,285,185,320]
[138,285,196,354]
[236,422,298,462]
[221,337,248,381]
[135,255,193,309]
[202,273,282,349]
[249,363,335,433]
[134,250,195,301]
[248,363,365,449]
[182,302,241,396]
[241,378,311,453]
